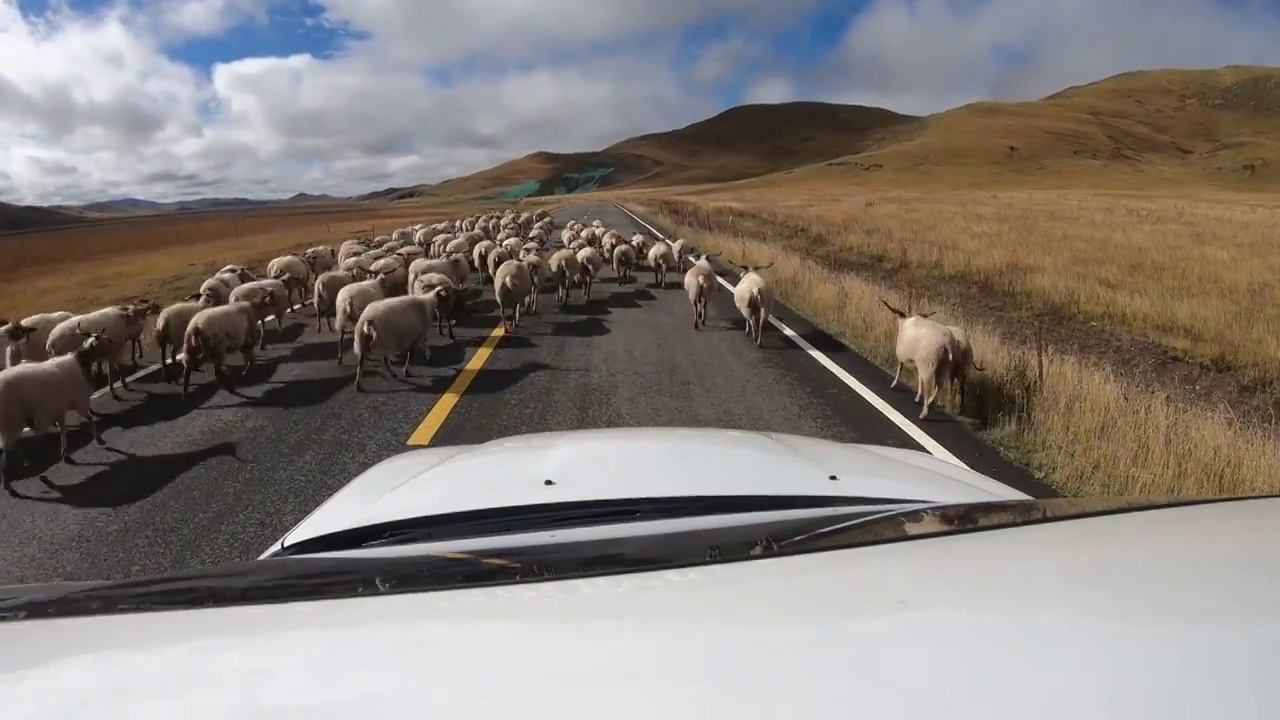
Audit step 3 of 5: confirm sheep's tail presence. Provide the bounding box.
[355,319,376,357]
[185,325,204,362]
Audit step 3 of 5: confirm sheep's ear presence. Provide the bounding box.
[918,311,936,318]
[184,292,200,301]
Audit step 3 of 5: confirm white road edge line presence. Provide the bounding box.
[611,201,972,470]
[19,300,312,437]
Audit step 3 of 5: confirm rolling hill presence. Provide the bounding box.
[5,64,1280,233]
[734,64,1280,191]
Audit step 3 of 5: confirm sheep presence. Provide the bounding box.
[340,255,375,279]
[0,327,117,494]
[119,299,161,366]
[647,241,676,288]
[408,254,469,294]
[410,272,461,340]
[46,304,152,399]
[670,237,689,271]
[575,246,604,301]
[266,255,310,308]
[313,270,356,332]
[547,248,581,307]
[334,274,394,363]
[879,299,957,420]
[2,311,75,367]
[218,265,257,283]
[351,287,454,391]
[683,253,719,329]
[520,251,546,311]
[726,243,775,347]
[612,242,637,284]
[486,247,513,282]
[944,324,985,416]
[181,296,273,398]
[493,259,534,331]
[153,295,205,380]
[303,246,337,275]
[368,256,408,295]
[228,277,290,349]
[198,275,235,306]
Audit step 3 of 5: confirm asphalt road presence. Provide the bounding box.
[0,200,1050,585]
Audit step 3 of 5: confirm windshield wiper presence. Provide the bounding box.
[271,494,924,558]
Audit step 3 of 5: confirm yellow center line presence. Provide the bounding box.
[405,323,507,446]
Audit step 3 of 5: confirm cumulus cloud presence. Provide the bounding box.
[0,0,1279,205]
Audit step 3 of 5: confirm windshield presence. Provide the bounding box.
[0,7,1270,631]
[0,495,1257,621]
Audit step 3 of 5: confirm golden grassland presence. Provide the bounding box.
[623,190,1280,498]
[0,201,497,319]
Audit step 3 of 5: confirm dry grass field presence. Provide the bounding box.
[0,201,495,319]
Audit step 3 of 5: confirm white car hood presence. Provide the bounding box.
[2,496,1278,719]
[271,427,1029,551]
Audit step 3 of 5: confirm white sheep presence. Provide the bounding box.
[313,270,356,333]
[153,295,206,380]
[486,247,513,282]
[612,243,637,284]
[334,275,393,363]
[726,246,775,347]
[46,304,152,399]
[340,255,375,279]
[575,247,604,301]
[944,324,985,416]
[303,246,337,275]
[180,296,273,398]
[266,255,310,309]
[410,272,460,340]
[351,287,454,391]
[198,275,235,305]
[408,254,468,293]
[369,256,408,295]
[1,311,75,367]
[547,248,581,307]
[647,241,676,288]
[879,299,957,420]
[493,259,534,331]
[218,265,257,283]
[229,278,290,348]
[683,253,719,329]
[0,327,117,494]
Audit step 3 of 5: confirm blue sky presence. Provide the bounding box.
[2,0,1280,204]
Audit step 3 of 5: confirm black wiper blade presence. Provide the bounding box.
[271,494,923,558]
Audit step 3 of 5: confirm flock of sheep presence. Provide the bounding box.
[0,203,983,494]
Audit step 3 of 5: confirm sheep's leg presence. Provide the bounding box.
[354,359,366,392]
[956,375,967,416]
[890,362,903,389]
[402,347,413,378]
[116,361,131,389]
[0,448,11,496]
[275,313,286,334]
[336,330,346,363]
[241,344,257,376]
[383,355,397,380]
[920,376,937,420]
[513,303,522,329]
[57,420,71,462]
[107,363,123,400]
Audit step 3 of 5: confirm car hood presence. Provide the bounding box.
[1,496,1278,718]
[268,427,1029,552]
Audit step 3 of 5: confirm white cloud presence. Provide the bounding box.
[1,0,1279,205]
[802,0,1280,115]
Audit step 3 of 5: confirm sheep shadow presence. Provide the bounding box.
[630,288,657,302]
[249,373,350,408]
[281,336,344,363]
[354,368,457,395]
[185,361,284,407]
[95,383,222,430]
[265,321,309,346]
[18,441,242,508]
[559,299,611,316]
[605,291,643,309]
[423,338,469,367]
[546,317,610,338]
[466,361,556,395]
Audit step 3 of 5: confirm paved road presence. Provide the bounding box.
[0,200,1049,585]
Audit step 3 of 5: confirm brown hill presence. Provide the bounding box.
[0,202,91,234]
[420,101,919,199]
[741,65,1280,191]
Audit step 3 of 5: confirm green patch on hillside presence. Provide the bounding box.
[484,167,617,201]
